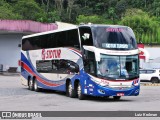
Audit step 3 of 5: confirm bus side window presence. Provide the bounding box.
[67,61,79,73]
[36,60,52,73]
[58,59,79,74]
[67,29,80,49]
[79,27,93,46]
[55,31,66,47]
[52,60,59,73]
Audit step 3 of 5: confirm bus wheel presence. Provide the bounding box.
[113,96,121,100]
[77,83,85,100]
[67,81,76,98]
[28,79,34,91]
[34,80,40,92]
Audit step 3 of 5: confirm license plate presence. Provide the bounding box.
[117,93,124,96]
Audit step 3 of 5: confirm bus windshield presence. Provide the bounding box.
[92,26,137,50]
[97,54,139,80]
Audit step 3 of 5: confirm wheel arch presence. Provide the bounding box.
[74,79,80,90]
[66,78,71,91]
[66,78,80,92]
[32,76,36,81]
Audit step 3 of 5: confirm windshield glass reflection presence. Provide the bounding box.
[97,54,139,80]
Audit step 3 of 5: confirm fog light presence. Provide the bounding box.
[98,89,105,94]
[135,89,139,94]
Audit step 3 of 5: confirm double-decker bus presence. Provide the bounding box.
[20,24,140,100]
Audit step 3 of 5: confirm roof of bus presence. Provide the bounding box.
[79,24,130,28]
[22,24,130,39]
[22,25,78,39]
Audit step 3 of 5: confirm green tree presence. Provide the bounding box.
[115,0,128,18]
[0,0,21,19]
[76,15,112,24]
[13,0,45,21]
[120,8,159,44]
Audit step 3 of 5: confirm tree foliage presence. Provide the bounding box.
[13,0,45,21]
[0,0,160,44]
[0,0,21,19]
[120,9,160,44]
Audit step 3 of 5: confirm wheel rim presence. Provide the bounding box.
[34,81,37,90]
[29,80,33,89]
[77,84,81,98]
[68,82,72,96]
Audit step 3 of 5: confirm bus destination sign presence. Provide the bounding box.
[102,43,129,49]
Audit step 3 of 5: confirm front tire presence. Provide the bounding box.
[77,82,85,100]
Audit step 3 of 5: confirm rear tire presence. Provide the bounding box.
[67,81,76,98]
[77,82,85,100]
[151,78,159,83]
[28,79,34,91]
[34,80,40,92]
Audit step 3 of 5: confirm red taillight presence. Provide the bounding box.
[21,62,24,68]
[18,60,21,66]
[18,60,24,68]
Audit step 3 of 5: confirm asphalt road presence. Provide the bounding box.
[0,75,160,120]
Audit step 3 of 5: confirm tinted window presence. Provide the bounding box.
[79,27,93,46]
[67,29,80,48]
[22,29,80,51]
[59,59,79,74]
[36,60,79,74]
[92,26,137,50]
[22,37,41,50]
[140,70,146,74]
[36,60,53,73]
[147,70,155,74]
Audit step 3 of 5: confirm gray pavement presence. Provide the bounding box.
[0,75,160,120]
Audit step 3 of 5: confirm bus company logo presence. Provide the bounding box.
[42,49,46,60]
[41,49,61,60]
[106,28,123,32]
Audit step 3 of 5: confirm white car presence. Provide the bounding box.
[139,69,160,83]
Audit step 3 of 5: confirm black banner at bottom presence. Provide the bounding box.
[0,111,159,119]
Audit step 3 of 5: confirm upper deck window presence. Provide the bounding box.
[22,29,80,51]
